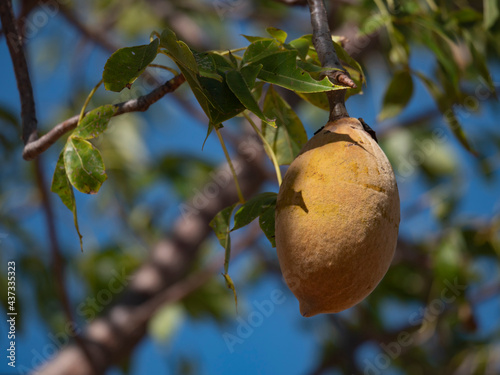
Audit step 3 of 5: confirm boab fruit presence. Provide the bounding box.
[275,117,400,317]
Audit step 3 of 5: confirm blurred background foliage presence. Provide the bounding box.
[1,0,500,374]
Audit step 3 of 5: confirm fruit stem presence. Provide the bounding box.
[327,90,349,121]
[77,79,103,127]
[215,127,246,204]
[243,112,283,186]
[307,0,352,120]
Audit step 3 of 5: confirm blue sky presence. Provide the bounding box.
[1,9,500,375]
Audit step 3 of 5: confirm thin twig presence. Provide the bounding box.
[243,112,282,186]
[33,156,97,372]
[77,79,103,126]
[0,0,38,144]
[3,1,175,161]
[22,74,186,161]
[35,150,268,374]
[215,127,246,203]
[307,0,354,121]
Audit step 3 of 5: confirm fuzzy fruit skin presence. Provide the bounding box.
[275,117,400,317]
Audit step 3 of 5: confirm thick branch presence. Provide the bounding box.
[22,74,186,161]
[33,156,98,371]
[307,0,354,121]
[128,223,262,334]
[0,0,38,144]
[34,137,268,375]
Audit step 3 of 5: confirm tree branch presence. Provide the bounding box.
[22,74,186,161]
[34,137,268,375]
[0,0,38,145]
[128,222,262,334]
[33,156,98,372]
[307,0,354,121]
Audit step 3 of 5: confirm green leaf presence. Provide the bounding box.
[64,138,108,194]
[296,60,330,74]
[192,51,223,81]
[467,37,496,92]
[252,81,266,102]
[297,92,329,111]
[388,26,410,65]
[173,51,245,127]
[296,34,321,62]
[415,72,445,105]
[241,35,270,43]
[263,86,308,165]
[359,13,390,35]
[210,204,237,274]
[240,63,262,89]
[72,105,117,139]
[180,67,243,127]
[227,51,238,67]
[442,111,477,155]
[210,203,240,311]
[419,30,459,92]
[226,69,275,127]
[450,8,482,24]
[332,41,365,85]
[198,74,246,126]
[51,152,75,211]
[414,16,456,43]
[202,123,215,151]
[51,151,83,250]
[256,50,339,93]
[232,192,278,231]
[287,37,311,60]
[379,70,413,121]
[160,28,198,73]
[266,27,287,43]
[242,39,281,65]
[484,0,499,29]
[103,38,159,92]
[416,72,476,154]
[259,202,276,248]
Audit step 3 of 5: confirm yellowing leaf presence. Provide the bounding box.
[51,151,83,250]
[64,138,108,194]
[73,105,117,140]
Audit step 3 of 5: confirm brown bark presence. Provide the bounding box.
[34,136,268,375]
[22,74,186,161]
[0,0,38,145]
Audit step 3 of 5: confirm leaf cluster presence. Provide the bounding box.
[50,27,365,251]
[371,0,499,153]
